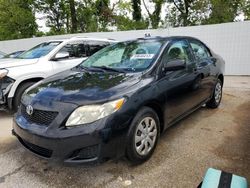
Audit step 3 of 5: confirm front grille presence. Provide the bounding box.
[18,137,52,158]
[21,104,58,126]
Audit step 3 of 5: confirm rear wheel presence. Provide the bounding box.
[13,82,35,112]
[206,79,222,108]
[126,107,160,164]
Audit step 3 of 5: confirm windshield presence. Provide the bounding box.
[81,40,164,72]
[18,41,62,59]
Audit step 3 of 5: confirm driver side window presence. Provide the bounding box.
[163,40,193,64]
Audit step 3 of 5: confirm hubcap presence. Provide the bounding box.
[134,117,157,156]
[214,82,222,104]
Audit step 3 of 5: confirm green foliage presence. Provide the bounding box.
[242,0,250,20]
[0,0,37,40]
[0,0,249,40]
[204,0,244,24]
[34,0,68,33]
[166,0,210,27]
[95,0,113,31]
[113,1,147,30]
[142,0,166,29]
[76,1,98,32]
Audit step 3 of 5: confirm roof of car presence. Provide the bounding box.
[136,36,201,41]
[48,37,117,43]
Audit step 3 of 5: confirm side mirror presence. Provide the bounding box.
[52,51,70,61]
[163,59,186,72]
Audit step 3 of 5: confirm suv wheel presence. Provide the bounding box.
[13,82,35,112]
[206,79,222,108]
[126,107,160,164]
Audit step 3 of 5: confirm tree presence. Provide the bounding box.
[243,0,250,20]
[76,1,98,32]
[132,0,142,21]
[166,0,210,27]
[205,0,244,24]
[69,0,77,33]
[112,1,147,30]
[0,0,37,40]
[142,0,166,29]
[95,0,113,31]
[35,0,68,34]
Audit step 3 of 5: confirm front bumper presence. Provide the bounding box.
[0,76,15,108]
[12,114,129,164]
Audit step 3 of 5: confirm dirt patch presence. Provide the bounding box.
[0,138,19,154]
[223,92,237,98]
[213,100,250,179]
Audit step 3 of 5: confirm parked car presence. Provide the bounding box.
[0,37,116,111]
[4,50,25,58]
[0,51,6,58]
[13,36,225,164]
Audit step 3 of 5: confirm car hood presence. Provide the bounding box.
[24,69,142,106]
[0,58,39,69]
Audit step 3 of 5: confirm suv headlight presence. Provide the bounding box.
[66,98,125,127]
[0,69,8,79]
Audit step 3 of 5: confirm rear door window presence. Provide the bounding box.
[189,40,211,60]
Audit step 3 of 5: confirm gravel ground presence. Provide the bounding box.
[0,76,249,188]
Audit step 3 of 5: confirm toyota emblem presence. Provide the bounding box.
[26,105,33,116]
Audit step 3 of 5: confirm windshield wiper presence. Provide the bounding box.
[74,65,89,72]
[91,66,125,73]
[75,66,103,72]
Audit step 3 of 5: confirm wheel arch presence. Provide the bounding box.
[218,74,224,86]
[7,77,44,109]
[143,101,164,133]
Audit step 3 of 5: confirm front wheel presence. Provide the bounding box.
[126,107,160,164]
[206,79,223,108]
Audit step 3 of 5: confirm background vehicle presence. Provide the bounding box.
[4,50,25,58]
[13,36,225,164]
[0,37,116,111]
[0,51,6,58]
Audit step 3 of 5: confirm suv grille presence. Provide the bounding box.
[21,104,58,126]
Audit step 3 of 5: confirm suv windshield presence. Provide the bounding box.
[18,41,62,59]
[81,40,164,72]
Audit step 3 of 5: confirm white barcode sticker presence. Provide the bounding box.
[131,54,155,59]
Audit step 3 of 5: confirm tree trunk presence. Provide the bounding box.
[132,0,142,21]
[69,0,77,33]
[183,0,189,26]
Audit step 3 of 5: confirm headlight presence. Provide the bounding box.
[66,98,125,127]
[0,69,8,79]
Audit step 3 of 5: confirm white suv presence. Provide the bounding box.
[0,37,116,111]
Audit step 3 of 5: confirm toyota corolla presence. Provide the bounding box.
[13,36,225,164]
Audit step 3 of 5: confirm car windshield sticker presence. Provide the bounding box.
[131,54,155,59]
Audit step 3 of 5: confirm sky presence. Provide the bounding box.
[36,13,50,32]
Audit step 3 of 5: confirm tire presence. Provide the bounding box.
[126,107,160,164]
[13,82,35,112]
[206,79,223,109]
